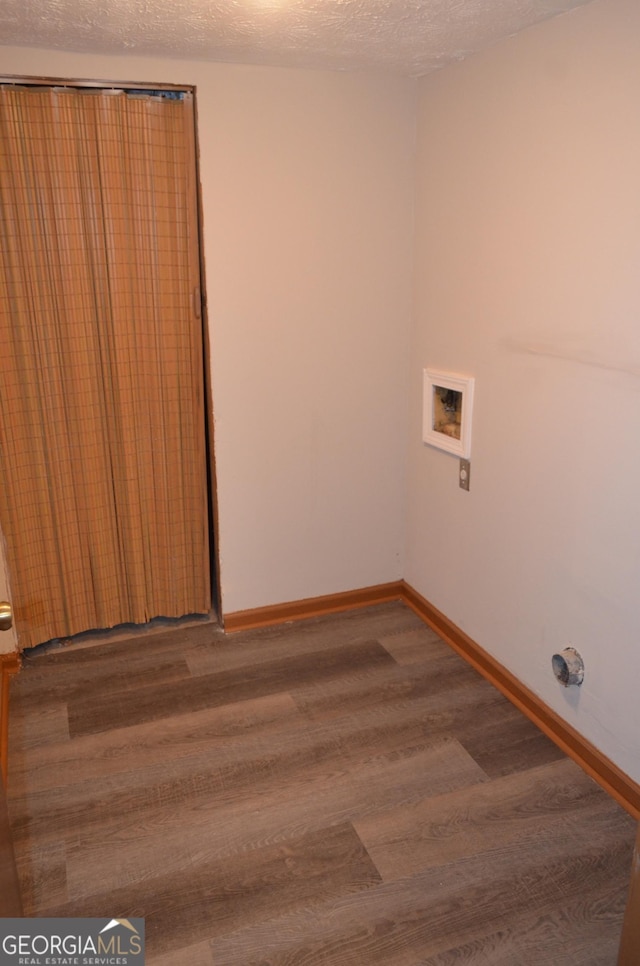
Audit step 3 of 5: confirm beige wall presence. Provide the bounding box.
[0,47,415,616]
[407,0,640,781]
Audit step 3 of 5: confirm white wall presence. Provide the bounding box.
[0,47,415,616]
[407,0,640,782]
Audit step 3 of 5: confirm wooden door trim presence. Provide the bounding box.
[0,75,194,92]
[0,765,22,916]
[618,822,640,964]
[191,88,221,620]
[0,653,20,786]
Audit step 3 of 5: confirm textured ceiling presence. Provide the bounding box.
[0,0,593,77]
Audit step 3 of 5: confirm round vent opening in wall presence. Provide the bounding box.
[551,647,585,688]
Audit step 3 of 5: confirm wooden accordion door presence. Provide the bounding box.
[0,84,210,649]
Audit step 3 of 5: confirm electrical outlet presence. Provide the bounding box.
[459,458,470,491]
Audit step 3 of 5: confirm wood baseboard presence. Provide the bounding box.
[223,581,405,632]
[0,653,20,786]
[401,580,640,820]
[618,823,640,964]
[0,765,22,916]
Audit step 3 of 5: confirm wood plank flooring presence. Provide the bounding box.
[6,602,636,964]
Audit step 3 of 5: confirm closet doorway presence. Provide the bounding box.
[0,80,215,650]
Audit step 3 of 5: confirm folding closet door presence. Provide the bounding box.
[0,85,210,649]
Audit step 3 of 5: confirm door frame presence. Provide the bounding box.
[0,528,17,656]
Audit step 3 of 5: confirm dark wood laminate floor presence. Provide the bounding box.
[6,603,636,965]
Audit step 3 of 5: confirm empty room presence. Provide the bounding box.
[1,0,639,962]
